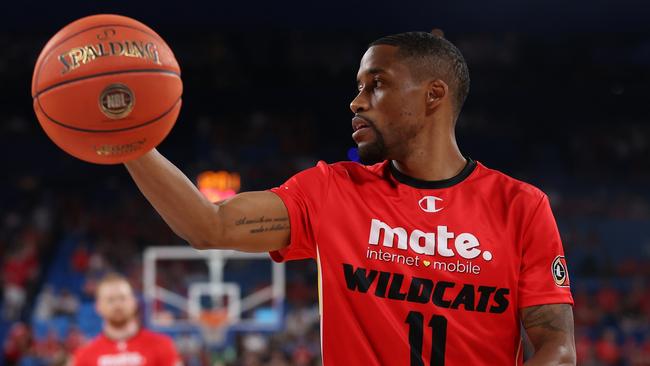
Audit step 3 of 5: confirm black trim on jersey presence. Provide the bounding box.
[389,158,477,189]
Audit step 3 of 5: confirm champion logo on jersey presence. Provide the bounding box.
[418,195,443,213]
[117,341,127,351]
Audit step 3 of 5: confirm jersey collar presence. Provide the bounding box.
[389,158,477,189]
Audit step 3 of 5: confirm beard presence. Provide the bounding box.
[105,311,135,328]
[357,124,388,165]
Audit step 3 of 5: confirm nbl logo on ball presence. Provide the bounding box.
[99,83,135,119]
[551,256,570,287]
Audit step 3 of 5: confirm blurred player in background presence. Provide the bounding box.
[71,273,181,366]
[124,31,575,365]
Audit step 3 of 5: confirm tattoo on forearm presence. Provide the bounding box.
[234,216,289,234]
[522,304,573,334]
[249,223,289,234]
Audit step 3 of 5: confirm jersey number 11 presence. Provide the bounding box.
[405,311,447,366]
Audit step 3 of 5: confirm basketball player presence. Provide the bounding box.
[71,273,181,365]
[124,32,576,365]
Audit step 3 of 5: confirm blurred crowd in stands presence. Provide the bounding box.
[1,29,650,366]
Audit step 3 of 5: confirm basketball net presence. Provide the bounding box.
[198,308,230,345]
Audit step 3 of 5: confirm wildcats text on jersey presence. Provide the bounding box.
[342,263,510,313]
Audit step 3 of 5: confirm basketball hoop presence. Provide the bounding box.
[143,247,285,347]
[198,308,230,345]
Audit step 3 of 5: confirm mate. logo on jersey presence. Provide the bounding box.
[418,195,444,213]
[551,256,570,287]
[366,218,493,275]
[98,352,144,366]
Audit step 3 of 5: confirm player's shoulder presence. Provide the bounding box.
[321,160,388,182]
[137,328,179,357]
[72,334,104,360]
[474,161,547,203]
[138,328,175,344]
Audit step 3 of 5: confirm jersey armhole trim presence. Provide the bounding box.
[316,245,324,365]
[313,163,332,246]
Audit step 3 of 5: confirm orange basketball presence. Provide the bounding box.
[31,14,182,164]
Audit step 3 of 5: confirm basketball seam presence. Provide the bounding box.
[50,23,160,50]
[32,68,181,98]
[37,96,182,133]
[33,22,169,94]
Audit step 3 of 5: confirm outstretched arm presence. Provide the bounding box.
[124,149,290,252]
[521,304,576,366]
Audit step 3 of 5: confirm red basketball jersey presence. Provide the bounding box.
[270,159,573,366]
[72,328,180,366]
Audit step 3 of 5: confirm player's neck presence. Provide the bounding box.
[103,320,139,341]
[392,129,466,182]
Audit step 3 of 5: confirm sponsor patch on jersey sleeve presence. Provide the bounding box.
[551,255,570,287]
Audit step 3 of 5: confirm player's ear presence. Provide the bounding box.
[425,79,448,115]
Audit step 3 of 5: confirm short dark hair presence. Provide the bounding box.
[370,31,470,117]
